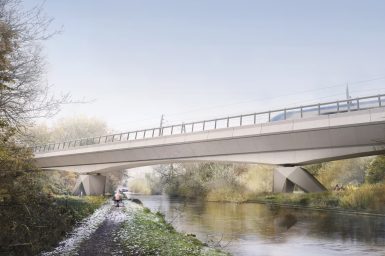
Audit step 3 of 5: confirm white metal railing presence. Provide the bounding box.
[32,94,385,153]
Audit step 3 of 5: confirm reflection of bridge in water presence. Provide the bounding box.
[33,94,385,195]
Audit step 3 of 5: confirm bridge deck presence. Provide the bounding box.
[33,94,385,155]
[34,106,385,173]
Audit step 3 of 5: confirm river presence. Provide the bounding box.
[133,194,385,256]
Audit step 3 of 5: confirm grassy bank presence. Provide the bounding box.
[251,183,385,214]
[53,195,107,225]
[0,195,106,256]
[116,204,229,256]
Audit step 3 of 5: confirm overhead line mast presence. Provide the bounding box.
[159,114,164,136]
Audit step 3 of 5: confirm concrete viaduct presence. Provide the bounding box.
[32,94,385,195]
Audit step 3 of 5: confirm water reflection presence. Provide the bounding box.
[135,195,385,256]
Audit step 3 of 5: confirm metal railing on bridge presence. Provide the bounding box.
[32,94,385,153]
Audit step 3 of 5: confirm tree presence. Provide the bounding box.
[152,163,264,201]
[27,115,109,144]
[0,0,67,129]
[26,115,116,194]
[0,3,73,253]
[366,156,385,184]
[315,158,368,189]
[0,0,57,205]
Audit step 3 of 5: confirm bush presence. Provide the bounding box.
[339,183,385,211]
[314,158,368,189]
[206,185,248,203]
[298,197,309,206]
[366,156,385,184]
[153,163,273,202]
[128,178,152,194]
[0,192,106,255]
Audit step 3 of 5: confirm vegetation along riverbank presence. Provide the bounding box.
[251,183,385,215]
[42,200,228,256]
[116,202,228,256]
[0,194,106,256]
[129,156,385,214]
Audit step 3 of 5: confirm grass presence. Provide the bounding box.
[117,206,229,256]
[54,195,107,223]
[339,183,385,211]
[1,195,107,256]
[206,186,248,203]
[259,192,339,207]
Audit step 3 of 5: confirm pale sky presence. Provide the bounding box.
[24,0,385,131]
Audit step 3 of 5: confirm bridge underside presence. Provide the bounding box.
[40,144,385,174]
[74,166,327,195]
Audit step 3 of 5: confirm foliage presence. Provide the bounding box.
[125,171,162,195]
[151,163,273,202]
[0,120,106,255]
[0,0,67,128]
[105,169,126,194]
[139,157,385,206]
[238,165,273,194]
[26,115,109,145]
[339,183,385,210]
[365,155,385,184]
[260,182,385,213]
[304,163,325,176]
[26,116,124,194]
[38,171,78,194]
[313,158,368,189]
[0,172,106,256]
[156,163,221,199]
[145,172,163,194]
[0,1,108,255]
[54,195,107,221]
[128,177,152,195]
[117,206,228,256]
[262,192,340,208]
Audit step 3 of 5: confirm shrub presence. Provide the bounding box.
[314,158,368,189]
[339,183,385,211]
[366,156,385,184]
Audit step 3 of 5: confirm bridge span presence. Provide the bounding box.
[33,94,385,195]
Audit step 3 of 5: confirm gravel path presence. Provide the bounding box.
[41,201,135,256]
[77,205,127,256]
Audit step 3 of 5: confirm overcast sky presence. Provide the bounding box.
[24,0,385,131]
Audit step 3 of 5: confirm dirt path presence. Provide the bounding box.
[76,205,127,256]
[41,201,133,256]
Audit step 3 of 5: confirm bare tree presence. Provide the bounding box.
[0,0,68,129]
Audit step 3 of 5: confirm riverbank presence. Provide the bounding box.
[135,194,385,256]
[54,195,107,222]
[116,202,228,255]
[42,199,228,256]
[248,184,385,215]
[249,199,385,217]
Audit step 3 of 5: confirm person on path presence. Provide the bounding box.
[114,191,122,207]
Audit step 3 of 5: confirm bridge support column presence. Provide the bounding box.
[273,167,326,193]
[73,174,106,196]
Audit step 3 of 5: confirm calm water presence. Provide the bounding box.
[134,195,385,256]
